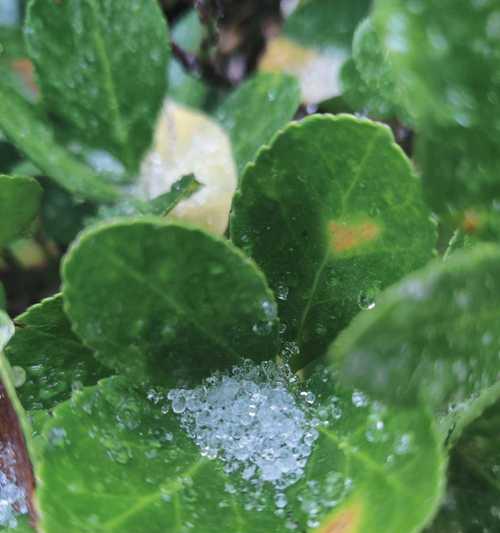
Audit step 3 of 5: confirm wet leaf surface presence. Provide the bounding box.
[62,219,280,384]
[5,294,111,412]
[25,0,170,174]
[36,365,444,533]
[231,115,435,369]
[331,245,500,413]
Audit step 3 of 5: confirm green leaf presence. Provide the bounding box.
[0,26,26,59]
[340,58,396,119]
[0,173,41,247]
[215,73,301,175]
[36,376,283,533]
[373,0,500,213]
[146,175,202,217]
[40,179,96,246]
[62,219,280,384]
[347,18,407,121]
[428,397,500,533]
[373,0,500,130]
[284,0,371,50]
[231,115,436,369]
[5,294,111,412]
[288,367,445,533]
[0,85,119,202]
[416,125,500,214]
[331,245,500,411]
[94,175,202,222]
[36,368,444,533]
[25,0,170,174]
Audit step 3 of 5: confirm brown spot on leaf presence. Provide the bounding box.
[330,220,381,253]
[317,500,363,533]
[462,209,481,234]
[11,59,38,95]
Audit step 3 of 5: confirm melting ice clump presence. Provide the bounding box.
[167,361,318,495]
[0,443,28,529]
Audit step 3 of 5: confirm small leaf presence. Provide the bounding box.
[231,115,435,369]
[25,0,170,173]
[139,100,238,235]
[147,175,202,217]
[62,219,280,383]
[0,85,119,202]
[5,294,111,412]
[215,73,301,175]
[93,175,202,222]
[36,366,444,533]
[331,245,500,411]
[0,174,41,247]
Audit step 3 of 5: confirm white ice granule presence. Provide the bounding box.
[0,443,28,529]
[166,361,319,499]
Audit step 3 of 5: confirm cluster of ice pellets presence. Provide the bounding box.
[166,361,318,491]
[0,443,28,529]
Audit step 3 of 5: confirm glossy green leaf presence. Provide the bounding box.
[428,397,500,533]
[62,219,280,384]
[288,367,444,533]
[0,85,119,202]
[215,73,301,175]
[284,0,372,50]
[231,115,435,369]
[36,366,444,533]
[331,245,500,411]
[25,0,170,173]
[5,294,111,412]
[0,174,41,247]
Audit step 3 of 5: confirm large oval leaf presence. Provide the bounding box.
[62,219,280,384]
[231,115,435,369]
[0,174,41,247]
[36,366,444,533]
[5,294,111,412]
[331,245,500,412]
[25,0,170,173]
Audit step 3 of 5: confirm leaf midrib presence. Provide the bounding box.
[103,250,241,361]
[88,0,128,157]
